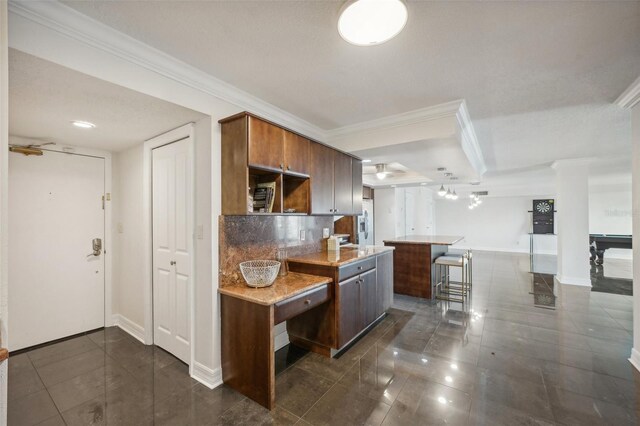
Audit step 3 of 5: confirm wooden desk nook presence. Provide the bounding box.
[219,247,394,410]
[219,272,332,410]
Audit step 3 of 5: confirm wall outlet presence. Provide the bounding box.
[300,230,306,241]
[323,228,330,238]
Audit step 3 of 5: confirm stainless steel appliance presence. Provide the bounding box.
[356,199,374,246]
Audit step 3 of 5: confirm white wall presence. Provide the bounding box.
[590,190,633,234]
[435,195,556,254]
[374,188,398,245]
[374,186,436,245]
[112,118,216,373]
[113,144,145,327]
[433,188,632,257]
[589,189,633,259]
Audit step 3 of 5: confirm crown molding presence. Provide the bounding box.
[8,0,326,140]
[615,75,640,109]
[326,99,464,138]
[327,99,486,176]
[455,100,486,176]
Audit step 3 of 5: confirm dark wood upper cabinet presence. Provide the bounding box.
[248,116,284,171]
[352,160,363,215]
[310,143,335,214]
[220,112,363,216]
[333,152,353,215]
[283,131,309,176]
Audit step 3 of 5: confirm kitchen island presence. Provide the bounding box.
[383,235,463,298]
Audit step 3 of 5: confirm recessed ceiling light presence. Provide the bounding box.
[362,159,372,163]
[420,182,427,186]
[338,0,408,46]
[72,120,95,129]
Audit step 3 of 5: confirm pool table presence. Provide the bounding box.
[589,234,632,265]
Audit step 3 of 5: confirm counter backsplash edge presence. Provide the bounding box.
[219,215,334,284]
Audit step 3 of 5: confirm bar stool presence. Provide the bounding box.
[445,249,473,289]
[434,254,470,303]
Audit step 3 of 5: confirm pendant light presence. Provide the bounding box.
[445,188,453,199]
[338,0,408,46]
[451,190,458,200]
[438,185,447,197]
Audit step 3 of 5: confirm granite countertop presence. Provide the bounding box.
[219,272,332,305]
[287,246,395,267]
[383,235,464,245]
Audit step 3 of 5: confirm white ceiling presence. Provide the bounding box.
[61,1,640,171]
[9,48,206,151]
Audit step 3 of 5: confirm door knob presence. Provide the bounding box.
[87,238,102,257]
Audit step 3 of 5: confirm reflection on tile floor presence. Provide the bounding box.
[8,251,639,425]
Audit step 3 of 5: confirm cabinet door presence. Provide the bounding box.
[360,269,377,328]
[333,152,353,215]
[248,116,284,171]
[283,131,309,175]
[376,252,394,317]
[337,275,360,348]
[310,142,335,214]
[352,159,363,215]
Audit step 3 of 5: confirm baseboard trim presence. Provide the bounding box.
[629,348,640,373]
[275,331,290,351]
[191,361,222,389]
[555,274,592,287]
[111,314,146,344]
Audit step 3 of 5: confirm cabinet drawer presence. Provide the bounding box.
[274,284,330,324]
[338,257,376,281]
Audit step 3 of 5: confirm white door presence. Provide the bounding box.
[152,138,192,364]
[405,189,416,235]
[9,151,105,351]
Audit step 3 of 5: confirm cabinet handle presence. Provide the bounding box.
[287,165,291,171]
[304,299,311,305]
[329,209,334,213]
[335,209,339,213]
[357,266,363,270]
[170,260,176,266]
[280,163,284,169]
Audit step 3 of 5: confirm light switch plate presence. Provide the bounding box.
[117,222,124,234]
[323,228,330,238]
[196,225,204,240]
[300,230,306,241]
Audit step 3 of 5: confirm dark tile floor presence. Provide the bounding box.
[8,251,639,425]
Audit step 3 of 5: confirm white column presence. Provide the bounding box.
[630,102,640,370]
[552,159,592,286]
[0,1,8,423]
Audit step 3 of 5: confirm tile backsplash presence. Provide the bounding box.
[219,215,333,283]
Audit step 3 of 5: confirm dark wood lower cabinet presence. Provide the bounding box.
[337,275,361,348]
[289,252,394,353]
[360,269,378,330]
[376,251,394,317]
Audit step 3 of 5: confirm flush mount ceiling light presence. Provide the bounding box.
[71,120,95,129]
[375,163,391,180]
[338,0,408,46]
[362,159,372,163]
